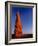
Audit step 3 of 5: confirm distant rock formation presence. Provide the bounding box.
[14,12,22,38]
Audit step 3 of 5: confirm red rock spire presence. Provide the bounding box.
[14,12,22,38]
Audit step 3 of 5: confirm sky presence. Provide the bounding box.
[10,6,33,34]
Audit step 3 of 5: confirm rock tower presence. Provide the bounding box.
[14,12,22,38]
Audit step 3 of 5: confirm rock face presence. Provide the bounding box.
[14,12,22,38]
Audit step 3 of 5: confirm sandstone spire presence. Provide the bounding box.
[14,12,22,38]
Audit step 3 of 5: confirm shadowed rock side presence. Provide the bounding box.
[14,12,22,38]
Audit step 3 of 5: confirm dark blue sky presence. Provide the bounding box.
[10,6,33,34]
